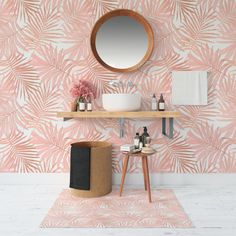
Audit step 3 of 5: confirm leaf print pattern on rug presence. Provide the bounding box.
[40,189,193,228]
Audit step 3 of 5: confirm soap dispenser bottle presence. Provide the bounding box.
[86,97,92,111]
[139,136,143,149]
[151,94,157,111]
[141,127,150,147]
[158,94,165,111]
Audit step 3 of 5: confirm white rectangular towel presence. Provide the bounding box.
[172,71,208,105]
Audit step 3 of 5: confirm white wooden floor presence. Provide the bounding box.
[0,185,236,236]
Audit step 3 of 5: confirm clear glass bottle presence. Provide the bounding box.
[134,132,140,149]
[151,94,157,111]
[78,97,85,112]
[86,97,92,112]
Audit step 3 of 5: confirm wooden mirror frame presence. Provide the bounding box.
[90,9,154,73]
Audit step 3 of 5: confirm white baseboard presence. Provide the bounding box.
[113,173,236,186]
[0,173,236,186]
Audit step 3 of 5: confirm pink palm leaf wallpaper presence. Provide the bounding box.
[0,0,236,173]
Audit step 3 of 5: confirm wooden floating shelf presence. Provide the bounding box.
[57,111,180,139]
[57,111,180,119]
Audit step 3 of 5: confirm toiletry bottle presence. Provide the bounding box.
[139,136,143,149]
[141,127,150,147]
[151,94,157,111]
[86,97,92,112]
[78,97,85,112]
[134,132,140,149]
[158,94,165,111]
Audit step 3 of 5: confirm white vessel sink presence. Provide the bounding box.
[102,93,141,112]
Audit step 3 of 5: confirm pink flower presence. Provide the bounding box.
[70,80,96,100]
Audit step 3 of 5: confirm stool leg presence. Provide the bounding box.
[142,156,147,191]
[143,156,152,203]
[119,155,129,196]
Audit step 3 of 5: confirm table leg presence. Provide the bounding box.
[119,155,129,196]
[142,156,147,191]
[143,156,152,203]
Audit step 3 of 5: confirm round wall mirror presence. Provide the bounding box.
[91,9,154,72]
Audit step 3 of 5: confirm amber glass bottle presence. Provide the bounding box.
[158,94,165,111]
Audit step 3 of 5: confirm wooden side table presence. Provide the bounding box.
[119,151,156,203]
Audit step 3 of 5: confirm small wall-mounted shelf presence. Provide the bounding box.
[57,111,180,138]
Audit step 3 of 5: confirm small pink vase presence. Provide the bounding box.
[70,99,77,112]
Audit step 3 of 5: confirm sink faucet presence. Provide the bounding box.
[108,80,135,88]
[108,80,123,87]
[127,80,135,88]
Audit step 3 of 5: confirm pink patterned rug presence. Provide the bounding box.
[40,189,193,228]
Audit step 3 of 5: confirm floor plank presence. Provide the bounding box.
[0,185,236,236]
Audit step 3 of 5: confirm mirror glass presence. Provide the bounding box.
[96,16,148,69]
[91,10,154,72]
